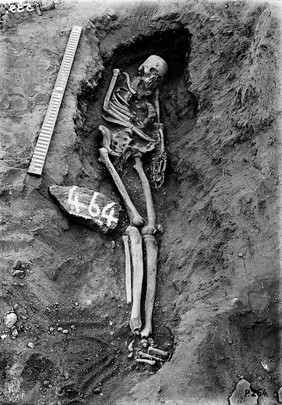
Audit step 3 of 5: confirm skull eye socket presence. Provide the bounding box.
[150,67,159,76]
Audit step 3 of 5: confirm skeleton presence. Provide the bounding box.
[98,55,168,346]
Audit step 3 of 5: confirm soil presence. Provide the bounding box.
[1,0,282,404]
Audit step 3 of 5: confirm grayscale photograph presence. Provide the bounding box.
[0,0,281,404]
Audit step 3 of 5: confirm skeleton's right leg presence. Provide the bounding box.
[98,148,145,227]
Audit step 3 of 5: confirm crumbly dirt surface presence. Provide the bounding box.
[1,1,282,404]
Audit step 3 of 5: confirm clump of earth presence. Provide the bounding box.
[1,1,281,404]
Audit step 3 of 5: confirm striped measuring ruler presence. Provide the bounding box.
[28,25,82,176]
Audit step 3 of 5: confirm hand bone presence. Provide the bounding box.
[138,351,162,362]
[148,346,168,357]
[98,148,144,227]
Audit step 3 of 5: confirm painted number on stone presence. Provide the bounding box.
[68,186,118,227]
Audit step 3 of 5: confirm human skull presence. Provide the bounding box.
[138,55,168,89]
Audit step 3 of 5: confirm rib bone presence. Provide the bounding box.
[98,148,145,227]
[126,225,144,334]
[122,235,132,304]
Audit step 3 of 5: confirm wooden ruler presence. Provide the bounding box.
[28,25,82,176]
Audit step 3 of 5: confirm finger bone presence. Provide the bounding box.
[135,358,156,366]
[138,351,162,362]
[148,347,168,357]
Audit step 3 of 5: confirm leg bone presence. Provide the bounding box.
[133,153,158,338]
[99,148,145,227]
[126,225,144,334]
[141,234,158,338]
[122,235,132,304]
[133,154,156,235]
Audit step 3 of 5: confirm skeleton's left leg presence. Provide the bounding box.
[133,153,158,337]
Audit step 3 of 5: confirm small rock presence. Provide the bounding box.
[157,224,164,233]
[70,325,75,330]
[49,327,54,332]
[27,342,35,349]
[238,252,244,257]
[74,302,79,306]
[1,334,7,340]
[13,260,22,270]
[43,379,50,387]
[62,329,68,334]
[261,359,277,372]
[57,327,63,332]
[13,303,19,310]
[11,328,18,337]
[93,386,102,394]
[12,270,25,278]
[4,312,18,328]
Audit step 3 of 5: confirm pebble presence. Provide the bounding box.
[12,270,25,278]
[11,328,18,337]
[4,312,18,328]
[27,342,35,349]
[157,224,164,233]
[13,260,22,270]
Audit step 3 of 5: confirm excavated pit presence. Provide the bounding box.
[0,2,281,405]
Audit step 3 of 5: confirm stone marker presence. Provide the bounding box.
[229,379,258,405]
[49,185,121,233]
